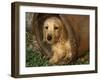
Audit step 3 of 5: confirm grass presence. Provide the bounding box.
[26,31,49,67]
[26,48,49,67]
[26,31,89,67]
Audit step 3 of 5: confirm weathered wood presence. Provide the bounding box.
[60,15,89,59]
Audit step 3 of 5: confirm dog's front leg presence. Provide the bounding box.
[49,51,65,64]
[49,52,59,64]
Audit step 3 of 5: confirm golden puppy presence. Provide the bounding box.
[43,17,72,64]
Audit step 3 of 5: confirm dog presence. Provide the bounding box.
[43,17,73,64]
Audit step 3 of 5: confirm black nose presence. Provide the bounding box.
[47,35,52,41]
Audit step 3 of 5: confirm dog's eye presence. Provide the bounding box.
[54,27,58,30]
[45,26,48,29]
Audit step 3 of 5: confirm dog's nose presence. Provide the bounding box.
[47,35,52,41]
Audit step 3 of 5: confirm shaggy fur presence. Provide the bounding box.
[43,17,72,64]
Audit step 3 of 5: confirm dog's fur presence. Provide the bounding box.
[43,17,72,64]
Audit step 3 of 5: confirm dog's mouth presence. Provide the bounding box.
[47,41,52,44]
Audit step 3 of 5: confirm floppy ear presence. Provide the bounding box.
[43,26,46,42]
[60,21,68,40]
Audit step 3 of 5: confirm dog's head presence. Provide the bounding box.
[43,17,64,44]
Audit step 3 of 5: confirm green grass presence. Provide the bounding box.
[26,31,49,67]
[26,48,49,67]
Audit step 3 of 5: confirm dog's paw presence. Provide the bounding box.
[49,58,58,64]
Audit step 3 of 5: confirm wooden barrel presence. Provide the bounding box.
[32,13,89,59]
